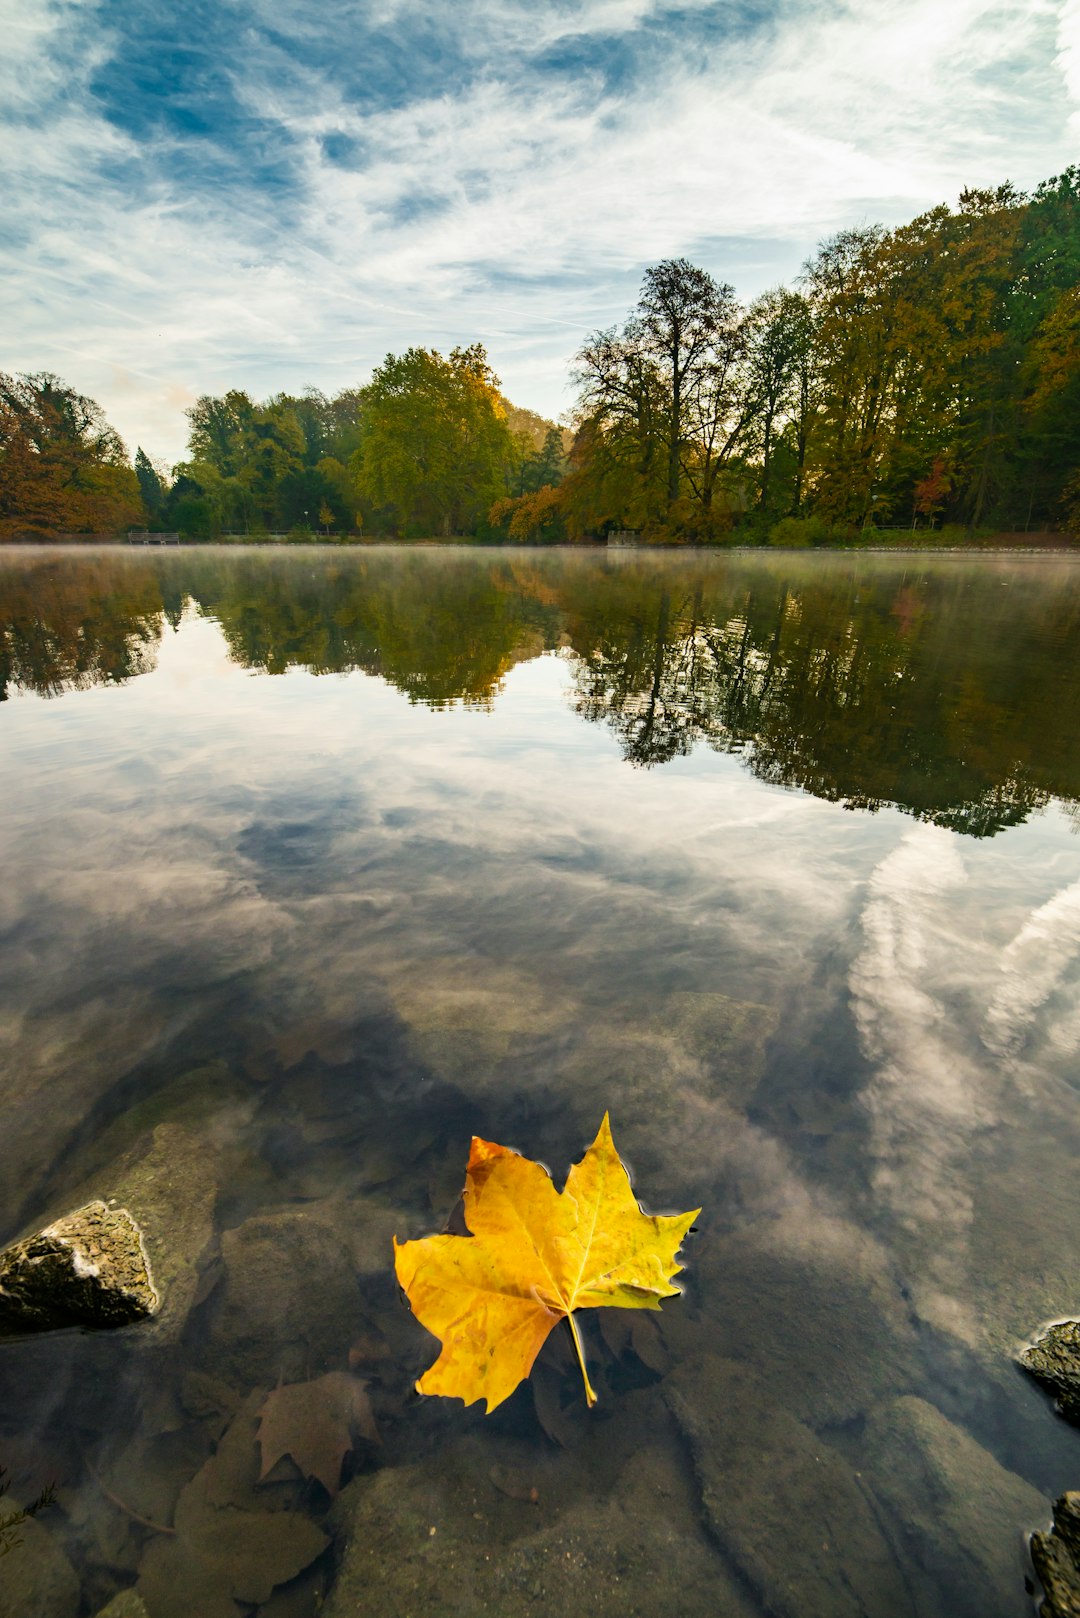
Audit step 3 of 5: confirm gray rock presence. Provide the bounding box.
[1020,1322,1080,1425]
[0,1201,157,1337]
[665,1355,913,1618]
[12,1064,245,1345]
[0,1509,80,1618]
[207,1205,362,1384]
[863,1395,1047,1618]
[690,1228,917,1424]
[1031,1493,1080,1618]
[324,1422,756,1618]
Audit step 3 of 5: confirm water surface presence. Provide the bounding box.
[1,546,1079,1618]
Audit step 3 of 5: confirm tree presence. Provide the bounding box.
[572,260,746,537]
[185,391,256,477]
[134,447,166,518]
[912,457,951,526]
[352,345,514,535]
[0,373,141,536]
[743,289,814,512]
[489,484,564,542]
[636,259,740,506]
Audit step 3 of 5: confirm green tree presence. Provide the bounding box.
[134,447,166,520]
[185,391,256,477]
[743,289,814,512]
[352,345,513,535]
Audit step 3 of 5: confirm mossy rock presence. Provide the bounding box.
[1020,1322,1080,1426]
[1031,1493,1080,1618]
[0,1201,156,1337]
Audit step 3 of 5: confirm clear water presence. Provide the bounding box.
[1,545,1079,1618]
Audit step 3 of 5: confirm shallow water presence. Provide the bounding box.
[1,545,1079,1618]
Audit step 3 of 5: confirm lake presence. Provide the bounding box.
[1,544,1079,1618]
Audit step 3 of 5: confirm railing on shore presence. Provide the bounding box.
[128,532,181,546]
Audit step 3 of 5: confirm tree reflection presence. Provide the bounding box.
[0,556,164,701]
[2,549,1079,836]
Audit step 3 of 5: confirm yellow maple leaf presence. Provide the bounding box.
[393,1114,699,1412]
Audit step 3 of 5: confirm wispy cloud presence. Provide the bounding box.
[848,820,1080,1344]
[0,0,1075,459]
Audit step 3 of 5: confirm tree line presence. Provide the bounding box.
[2,167,1078,543]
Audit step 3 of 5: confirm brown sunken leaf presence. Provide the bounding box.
[255,1372,379,1498]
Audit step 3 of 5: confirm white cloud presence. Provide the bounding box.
[1058,0,1080,128]
[984,876,1080,1056]
[0,0,1073,459]
[848,817,1080,1342]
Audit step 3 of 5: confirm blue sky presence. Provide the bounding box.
[3,0,1079,463]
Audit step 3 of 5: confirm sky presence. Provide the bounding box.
[2,0,1079,464]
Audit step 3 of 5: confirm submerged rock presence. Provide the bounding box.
[0,1505,80,1618]
[1031,1493,1080,1618]
[664,1355,913,1618]
[324,1419,755,1618]
[206,1204,362,1385]
[6,1064,246,1345]
[387,958,569,1099]
[0,1201,157,1337]
[862,1395,1047,1618]
[1020,1322,1080,1426]
[690,1227,917,1424]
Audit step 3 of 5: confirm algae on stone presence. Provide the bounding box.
[0,1201,157,1337]
[1020,1321,1080,1426]
[1031,1492,1080,1618]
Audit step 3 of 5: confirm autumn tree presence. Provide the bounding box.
[0,373,142,537]
[572,260,746,537]
[489,484,565,542]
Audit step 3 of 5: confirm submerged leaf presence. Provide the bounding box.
[255,1372,379,1497]
[393,1114,698,1412]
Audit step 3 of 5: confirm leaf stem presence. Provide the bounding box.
[566,1312,597,1408]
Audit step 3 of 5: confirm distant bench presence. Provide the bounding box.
[128,532,180,545]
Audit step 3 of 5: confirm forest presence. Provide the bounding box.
[1,168,1078,544]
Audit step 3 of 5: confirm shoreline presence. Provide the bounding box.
[2,538,1079,557]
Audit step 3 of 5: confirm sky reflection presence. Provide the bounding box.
[2,552,1079,1401]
